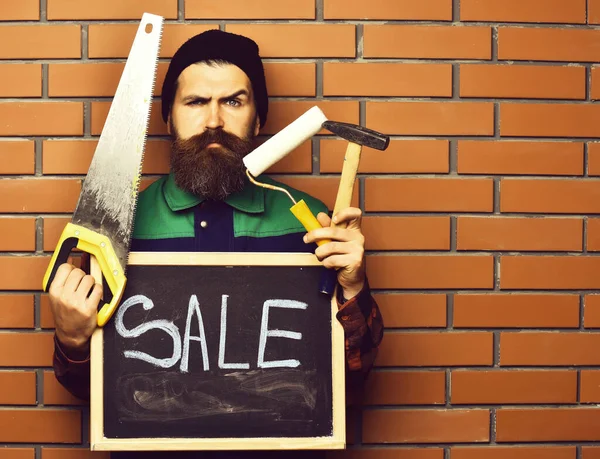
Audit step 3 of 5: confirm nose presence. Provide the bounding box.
[205,102,224,130]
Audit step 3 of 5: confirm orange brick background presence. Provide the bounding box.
[1,0,600,458]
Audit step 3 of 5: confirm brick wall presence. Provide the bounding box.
[0,0,599,458]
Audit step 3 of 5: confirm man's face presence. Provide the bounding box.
[168,62,261,200]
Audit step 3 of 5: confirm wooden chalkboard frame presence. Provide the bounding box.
[90,252,346,451]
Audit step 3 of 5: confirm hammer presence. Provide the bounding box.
[318,121,390,295]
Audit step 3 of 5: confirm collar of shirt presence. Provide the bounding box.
[162,172,265,214]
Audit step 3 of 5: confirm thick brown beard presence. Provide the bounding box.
[170,121,255,201]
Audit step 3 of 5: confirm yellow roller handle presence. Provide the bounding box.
[290,199,331,247]
[42,222,127,327]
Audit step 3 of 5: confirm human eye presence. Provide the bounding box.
[225,99,241,107]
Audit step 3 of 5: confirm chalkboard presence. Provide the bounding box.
[90,252,345,451]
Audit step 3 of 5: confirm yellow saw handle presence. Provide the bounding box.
[42,222,127,327]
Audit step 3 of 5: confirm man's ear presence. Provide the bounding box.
[253,115,260,137]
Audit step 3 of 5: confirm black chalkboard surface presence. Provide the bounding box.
[90,252,345,452]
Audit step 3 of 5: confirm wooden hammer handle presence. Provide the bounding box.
[331,142,362,228]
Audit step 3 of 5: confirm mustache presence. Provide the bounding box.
[176,128,254,155]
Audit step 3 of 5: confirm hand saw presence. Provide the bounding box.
[42,13,163,327]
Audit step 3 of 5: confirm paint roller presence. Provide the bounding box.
[243,106,331,246]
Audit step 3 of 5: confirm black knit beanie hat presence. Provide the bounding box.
[161,29,268,127]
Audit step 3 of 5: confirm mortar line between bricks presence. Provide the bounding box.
[584,142,589,177]
[312,137,320,175]
[34,139,43,176]
[41,64,48,98]
[492,26,498,61]
[452,0,459,22]
[586,65,591,101]
[81,24,88,60]
[445,369,451,407]
[356,24,364,59]
[36,368,43,406]
[316,0,323,21]
[583,216,588,252]
[577,445,582,459]
[40,0,47,21]
[35,446,41,459]
[178,0,185,21]
[452,64,459,100]
[580,294,585,330]
[576,367,582,403]
[316,61,323,98]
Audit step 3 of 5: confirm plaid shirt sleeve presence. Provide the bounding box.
[335,277,384,374]
[53,335,91,401]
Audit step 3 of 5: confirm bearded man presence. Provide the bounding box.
[48,30,383,456]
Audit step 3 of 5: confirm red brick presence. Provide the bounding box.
[497,408,600,441]
[49,62,165,98]
[0,64,42,98]
[376,332,493,367]
[326,450,444,459]
[0,218,36,252]
[583,447,600,459]
[264,101,359,135]
[501,104,600,137]
[458,141,584,175]
[0,295,34,328]
[363,371,445,405]
[499,27,600,62]
[0,141,36,175]
[460,64,585,99]
[0,103,82,136]
[589,67,600,100]
[264,63,316,97]
[364,25,491,59]
[0,371,36,405]
[226,24,355,58]
[262,139,312,174]
[586,218,600,251]
[454,294,580,328]
[0,0,39,20]
[275,176,358,211]
[186,0,314,18]
[43,372,85,405]
[0,332,53,366]
[320,139,449,174]
[41,450,109,459]
[457,216,583,252]
[0,449,34,459]
[42,217,70,254]
[48,0,177,19]
[461,0,585,23]
[365,178,493,212]
[500,332,600,365]
[451,370,577,404]
[0,179,80,213]
[88,24,218,58]
[363,409,489,443]
[0,257,51,291]
[0,409,80,443]
[362,217,450,251]
[40,295,55,329]
[367,101,493,135]
[42,139,170,176]
[501,179,600,214]
[585,295,600,328]
[368,255,493,290]
[581,370,600,402]
[587,143,600,175]
[91,101,165,136]
[373,293,447,328]
[324,63,451,97]
[324,0,451,20]
[501,256,600,290]
[0,25,80,59]
[452,446,576,459]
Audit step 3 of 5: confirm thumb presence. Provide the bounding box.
[316,212,331,228]
[85,283,103,310]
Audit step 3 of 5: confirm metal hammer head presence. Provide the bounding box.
[322,120,390,151]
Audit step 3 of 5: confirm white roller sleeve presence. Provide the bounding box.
[243,105,327,176]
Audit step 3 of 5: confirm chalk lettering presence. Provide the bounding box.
[115,294,182,368]
[219,294,250,370]
[181,295,209,373]
[258,299,307,369]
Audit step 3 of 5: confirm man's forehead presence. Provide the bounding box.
[176,62,253,96]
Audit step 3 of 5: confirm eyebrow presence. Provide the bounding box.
[181,89,250,104]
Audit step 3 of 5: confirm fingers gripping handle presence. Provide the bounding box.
[42,222,127,327]
[290,200,331,247]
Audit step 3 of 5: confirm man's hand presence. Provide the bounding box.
[48,263,103,358]
[303,207,366,300]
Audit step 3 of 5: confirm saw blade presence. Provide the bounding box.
[72,13,163,271]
